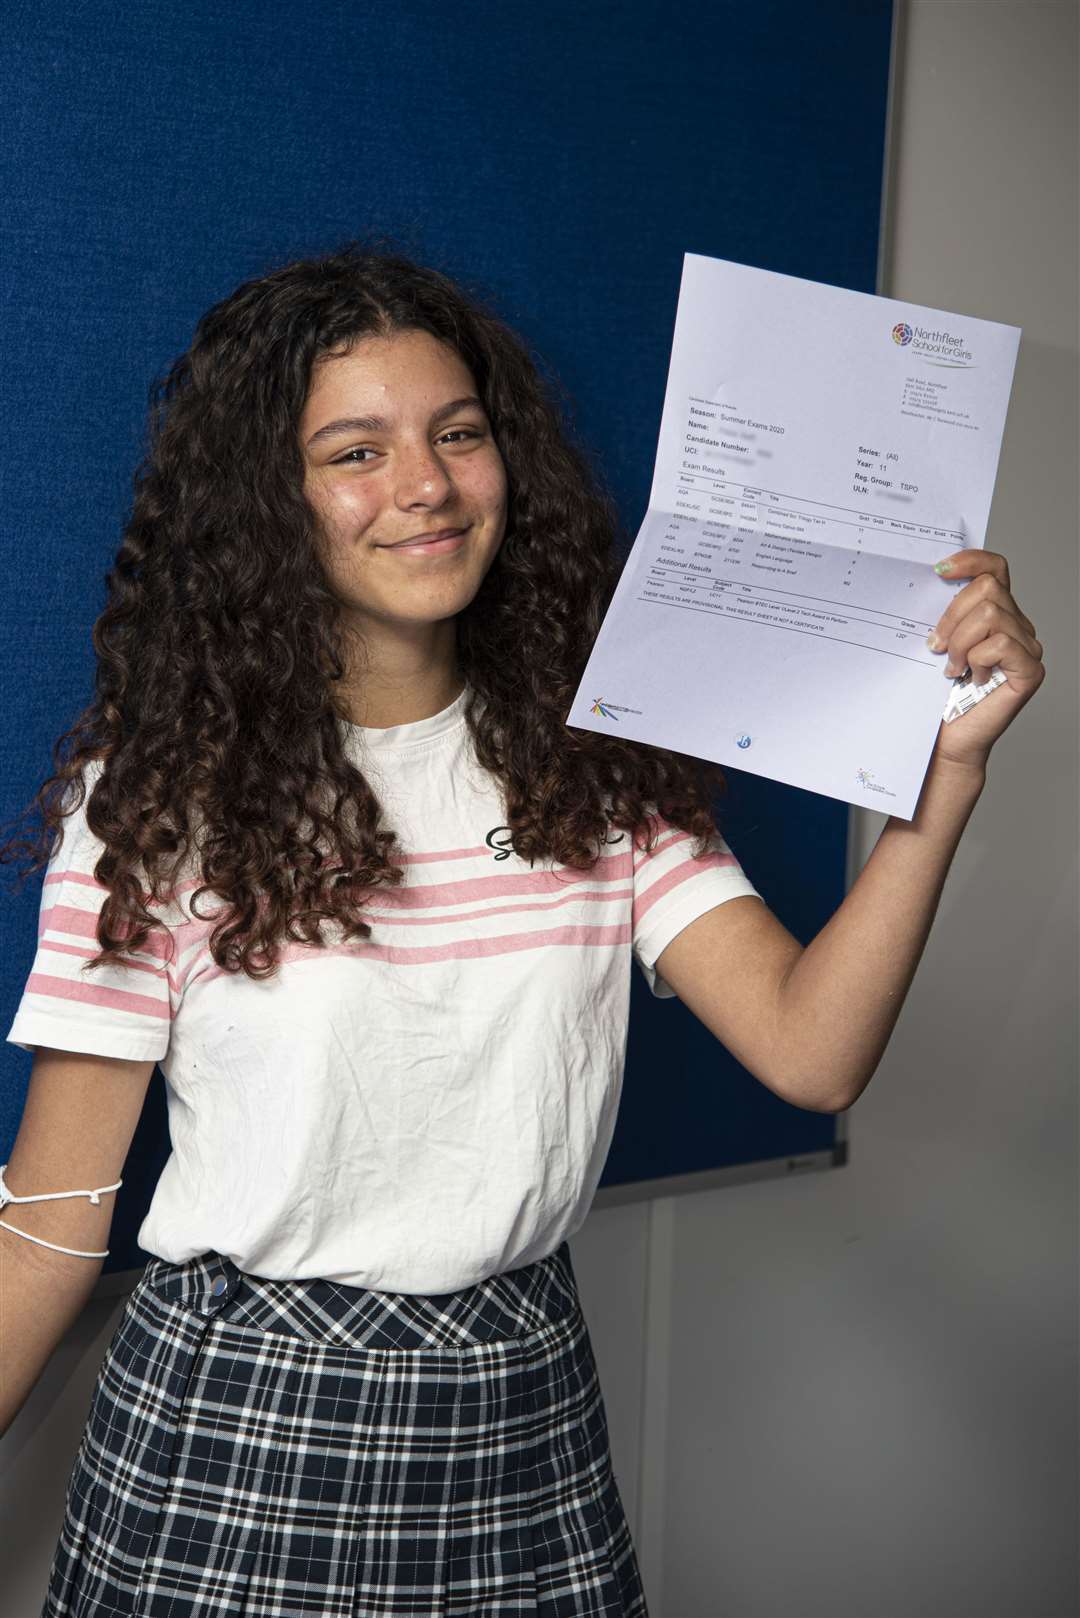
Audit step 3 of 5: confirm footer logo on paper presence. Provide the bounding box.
[590,698,644,720]
[855,767,897,800]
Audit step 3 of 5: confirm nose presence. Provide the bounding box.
[393,442,454,512]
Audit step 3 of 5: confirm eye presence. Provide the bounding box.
[330,428,482,467]
[332,446,378,465]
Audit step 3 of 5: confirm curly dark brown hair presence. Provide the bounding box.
[0,239,729,981]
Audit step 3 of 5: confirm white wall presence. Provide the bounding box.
[581,3,1078,1614]
[2,4,1076,1615]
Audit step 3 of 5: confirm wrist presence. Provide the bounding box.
[886,752,986,838]
[929,751,989,788]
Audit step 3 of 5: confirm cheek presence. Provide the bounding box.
[310,477,378,538]
[470,455,509,521]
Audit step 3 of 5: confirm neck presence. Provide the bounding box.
[334,618,464,729]
[339,671,466,730]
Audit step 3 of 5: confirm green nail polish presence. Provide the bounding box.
[934,561,953,574]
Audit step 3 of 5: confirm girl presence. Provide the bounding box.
[0,244,1045,1616]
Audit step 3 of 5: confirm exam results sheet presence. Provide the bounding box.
[567,254,1021,820]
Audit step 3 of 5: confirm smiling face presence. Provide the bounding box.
[300,329,509,654]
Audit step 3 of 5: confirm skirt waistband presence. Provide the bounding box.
[141,1241,580,1350]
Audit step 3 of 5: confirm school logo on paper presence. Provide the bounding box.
[590,699,619,720]
[892,320,974,365]
[736,734,752,749]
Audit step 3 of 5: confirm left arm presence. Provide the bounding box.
[774,752,986,1112]
[800,545,1045,1109]
[655,548,1045,1114]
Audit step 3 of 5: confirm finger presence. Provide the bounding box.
[931,572,1037,647]
[934,549,1011,594]
[940,603,1043,679]
[960,631,1043,691]
[946,607,1043,677]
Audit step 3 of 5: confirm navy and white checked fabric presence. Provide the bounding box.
[42,1241,649,1615]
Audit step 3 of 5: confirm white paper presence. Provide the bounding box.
[567,254,1021,820]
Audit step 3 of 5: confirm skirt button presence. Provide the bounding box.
[211,1276,228,1297]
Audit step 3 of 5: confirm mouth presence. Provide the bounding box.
[380,525,470,555]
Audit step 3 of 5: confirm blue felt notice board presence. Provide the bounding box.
[0,1,895,1274]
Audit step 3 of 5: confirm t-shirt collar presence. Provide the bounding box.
[341,683,469,751]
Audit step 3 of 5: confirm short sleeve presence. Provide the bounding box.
[6,768,181,1061]
[631,811,763,1000]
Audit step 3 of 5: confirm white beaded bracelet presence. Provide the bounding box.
[0,1162,123,1259]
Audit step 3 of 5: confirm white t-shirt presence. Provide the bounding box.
[6,686,763,1291]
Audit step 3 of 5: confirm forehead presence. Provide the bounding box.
[301,330,476,423]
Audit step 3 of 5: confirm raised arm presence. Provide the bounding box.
[652,755,985,1113]
[653,545,1046,1114]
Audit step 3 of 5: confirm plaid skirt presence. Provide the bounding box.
[43,1239,649,1617]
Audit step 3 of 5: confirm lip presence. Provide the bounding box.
[381,526,469,555]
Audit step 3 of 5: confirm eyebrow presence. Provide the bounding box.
[305,395,486,450]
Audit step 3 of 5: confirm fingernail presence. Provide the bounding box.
[934,561,953,574]
[926,632,945,651]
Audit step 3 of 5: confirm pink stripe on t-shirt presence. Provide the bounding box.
[40,900,174,961]
[22,971,170,1024]
[633,848,738,928]
[361,883,635,926]
[30,936,178,992]
[193,918,634,984]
